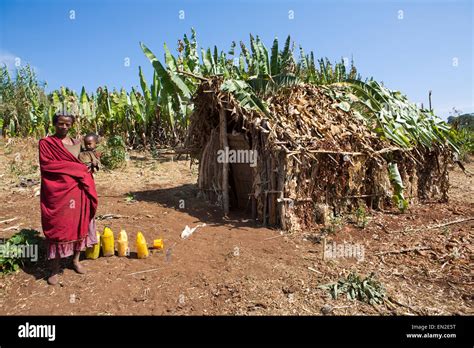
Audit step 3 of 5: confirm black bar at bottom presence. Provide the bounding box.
[0,315,471,346]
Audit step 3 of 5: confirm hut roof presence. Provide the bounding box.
[186,77,394,160]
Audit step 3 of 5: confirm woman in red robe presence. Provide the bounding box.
[39,113,98,285]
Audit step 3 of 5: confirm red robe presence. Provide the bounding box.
[39,135,98,249]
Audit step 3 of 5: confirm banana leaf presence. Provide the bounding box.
[141,42,191,100]
[270,38,279,76]
[220,79,270,117]
[388,162,409,212]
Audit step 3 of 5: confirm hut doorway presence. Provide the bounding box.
[227,133,254,213]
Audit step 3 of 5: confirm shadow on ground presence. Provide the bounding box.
[131,183,264,231]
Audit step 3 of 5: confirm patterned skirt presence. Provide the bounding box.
[46,219,97,260]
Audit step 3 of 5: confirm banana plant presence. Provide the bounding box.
[141,41,197,141]
[388,162,409,212]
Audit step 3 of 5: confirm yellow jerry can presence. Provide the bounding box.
[85,232,101,259]
[136,232,149,259]
[101,227,115,257]
[153,239,164,250]
[117,229,128,257]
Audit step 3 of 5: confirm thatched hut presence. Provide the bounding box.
[185,77,451,231]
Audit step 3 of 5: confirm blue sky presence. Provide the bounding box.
[1,0,472,118]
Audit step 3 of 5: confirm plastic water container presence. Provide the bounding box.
[153,239,164,250]
[85,232,101,259]
[117,229,128,257]
[101,227,115,257]
[136,232,149,259]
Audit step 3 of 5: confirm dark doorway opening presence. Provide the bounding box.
[227,133,254,214]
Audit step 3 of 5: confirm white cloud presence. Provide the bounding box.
[0,51,40,74]
[0,51,18,69]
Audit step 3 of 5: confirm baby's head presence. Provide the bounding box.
[83,133,99,151]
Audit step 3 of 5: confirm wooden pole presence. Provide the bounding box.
[263,191,268,226]
[269,156,276,225]
[220,108,229,216]
[428,90,432,111]
[277,153,286,230]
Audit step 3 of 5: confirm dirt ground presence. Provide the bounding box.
[0,138,472,315]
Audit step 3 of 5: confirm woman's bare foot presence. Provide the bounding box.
[47,273,59,285]
[72,261,86,274]
[47,257,60,285]
[72,251,86,274]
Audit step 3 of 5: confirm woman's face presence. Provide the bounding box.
[54,116,73,137]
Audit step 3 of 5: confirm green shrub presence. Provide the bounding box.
[0,229,41,274]
[355,204,369,228]
[99,135,127,170]
[456,128,474,161]
[319,272,386,305]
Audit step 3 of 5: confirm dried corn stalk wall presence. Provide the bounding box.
[277,154,389,231]
[197,127,223,204]
[416,149,450,202]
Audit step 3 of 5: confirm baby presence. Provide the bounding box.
[79,133,101,172]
